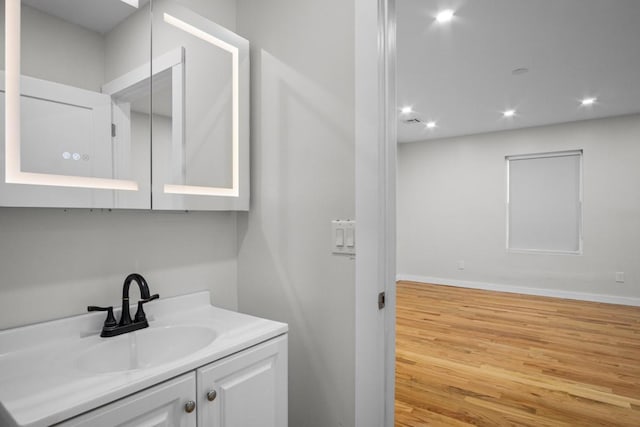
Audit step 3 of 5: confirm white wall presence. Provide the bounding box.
[398,114,640,303]
[235,0,356,426]
[19,4,105,91]
[105,0,237,80]
[0,208,238,329]
[0,4,105,91]
[0,0,240,330]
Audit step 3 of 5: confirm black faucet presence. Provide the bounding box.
[88,273,159,338]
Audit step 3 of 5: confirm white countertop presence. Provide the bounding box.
[0,291,288,427]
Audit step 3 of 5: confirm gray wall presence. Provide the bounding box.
[0,4,106,91]
[236,0,356,426]
[398,114,640,303]
[0,209,238,329]
[2,1,360,424]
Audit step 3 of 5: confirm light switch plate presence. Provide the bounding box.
[332,220,356,255]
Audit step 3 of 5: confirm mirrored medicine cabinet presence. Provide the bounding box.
[0,0,249,210]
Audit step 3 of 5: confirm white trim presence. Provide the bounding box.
[101,47,184,98]
[396,274,640,307]
[170,61,185,184]
[382,1,396,426]
[1,72,112,107]
[506,150,584,161]
[5,0,20,181]
[507,248,582,256]
[355,0,395,425]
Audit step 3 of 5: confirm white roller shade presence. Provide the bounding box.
[507,150,582,254]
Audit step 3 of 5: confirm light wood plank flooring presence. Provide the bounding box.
[395,281,640,426]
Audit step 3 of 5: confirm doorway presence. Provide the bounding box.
[394,0,640,425]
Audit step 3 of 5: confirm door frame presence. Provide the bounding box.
[354,0,396,425]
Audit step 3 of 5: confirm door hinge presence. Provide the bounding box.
[378,291,386,310]
[111,123,116,137]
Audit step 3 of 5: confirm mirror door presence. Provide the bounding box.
[0,0,152,208]
[150,1,249,211]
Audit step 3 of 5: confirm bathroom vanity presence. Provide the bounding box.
[0,292,288,427]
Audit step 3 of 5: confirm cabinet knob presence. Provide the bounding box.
[207,390,217,402]
[185,400,196,413]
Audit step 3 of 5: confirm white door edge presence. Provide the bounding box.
[354,0,396,425]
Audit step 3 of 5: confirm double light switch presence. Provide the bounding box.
[332,220,356,255]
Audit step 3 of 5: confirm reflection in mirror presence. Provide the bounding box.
[0,0,150,208]
[151,1,249,211]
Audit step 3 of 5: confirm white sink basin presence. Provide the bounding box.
[74,326,217,374]
[0,291,288,427]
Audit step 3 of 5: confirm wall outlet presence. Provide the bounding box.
[615,272,625,283]
[457,260,465,270]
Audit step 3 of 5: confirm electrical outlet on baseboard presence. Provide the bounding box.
[457,260,465,270]
[615,272,625,283]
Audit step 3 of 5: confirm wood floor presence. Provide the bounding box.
[395,281,640,426]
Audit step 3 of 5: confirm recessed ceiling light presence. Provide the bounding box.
[503,109,516,118]
[426,121,437,129]
[581,97,597,106]
[401,106,413,114]
[436,9,455,24]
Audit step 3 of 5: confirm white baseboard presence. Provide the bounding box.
[396,274,640,307]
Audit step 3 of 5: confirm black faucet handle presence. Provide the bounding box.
[88,305,117,328]
[142,293,160,303]
[134,294,160,323]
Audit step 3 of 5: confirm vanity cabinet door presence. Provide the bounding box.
[197,335,288,427]
[56,373,196,427]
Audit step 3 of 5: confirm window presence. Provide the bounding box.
[506,150,583,254]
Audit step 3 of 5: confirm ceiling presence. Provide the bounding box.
[397,0,640,143]
[23,0,149,34]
